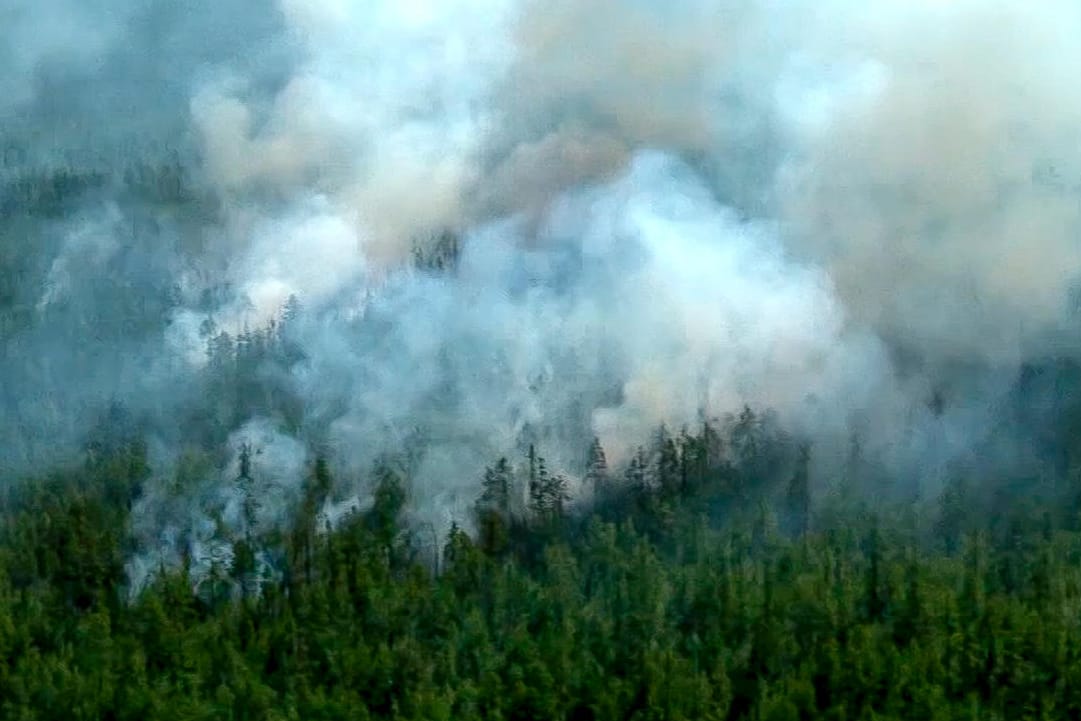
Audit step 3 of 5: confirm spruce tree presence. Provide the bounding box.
[476,457,513,554]
[586,437,609,502]
[785,443,811,537]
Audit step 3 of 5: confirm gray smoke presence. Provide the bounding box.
[4,0,1081,583]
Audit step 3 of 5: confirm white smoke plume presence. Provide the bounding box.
[5,0,1081,575]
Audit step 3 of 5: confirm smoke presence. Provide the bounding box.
[773,0,1081,368]
[0,0,130,116]
[4,0,1081,575]
[127,418,309,592]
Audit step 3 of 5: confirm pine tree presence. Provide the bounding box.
[527,446,569,524]
[658,432,681,499]
[237,443,259,536]
[369,463,406,549]
[586,437,609,502]
[291,456,332,586]
[864,521,886,622]
[479,457,512,515]
[729,406,759,492]
[476,458,513,554]
[226,444,262,598]
[207,329,234,371]
[785,443,811,537]
[625,446,650,494]
[528,445,549,519]
[679,428,708,492]
[540,472,570,520]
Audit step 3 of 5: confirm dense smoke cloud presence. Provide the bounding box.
[4,0,1081,576]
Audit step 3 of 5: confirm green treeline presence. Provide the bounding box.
[5,161,1081,719]
[4,422,1081,721]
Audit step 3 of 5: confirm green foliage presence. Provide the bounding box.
[7,422,1081,719]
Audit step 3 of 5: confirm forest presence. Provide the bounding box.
[9,1,1081,718]
[5,125,1081,721]
[4,270,1081,718]
[5,392,1081,721]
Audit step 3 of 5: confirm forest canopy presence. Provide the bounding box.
[7,0,1081,718]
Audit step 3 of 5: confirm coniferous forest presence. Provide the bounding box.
[9,1,1081,719]
[5,159,1081,718]
[6,387,1081,720]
